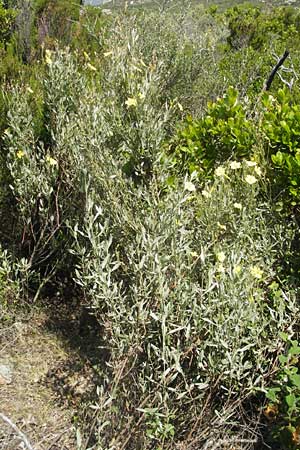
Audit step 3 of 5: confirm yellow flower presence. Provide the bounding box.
[46,155,58,166]
[245,160,257,167]
[229,161,241,170]
[215,166,226,177]
[26,87,34,94]
[16,150,25,159]
[190,251,198,259]
[233,265,242,275]
[245,175,257,185]
[184,181,196,192]
[216,264,225,273]
[45,49,52,65]
[138,92,145,100]
[177,102,183,111]
[217,222,226,231]
[254,166,262,176]
[83,51,90,60]
[87,63,97,71]
[250,266,264,279]
[202,189,211,198]
[216,251,226,263]
[233,202,242,210]
[103,51,113,57]
[125,97,138,108]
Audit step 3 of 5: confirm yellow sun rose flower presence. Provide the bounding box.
[230,161,241,170]
[245,160,257,167]
[250,266,264,279]
[125,97,138,108]
[245,175,257,185]
[17,150,25,159]
[215,166,226,177]
[233,202,242,210]
[216,251,226,263]
[46,156,58,166]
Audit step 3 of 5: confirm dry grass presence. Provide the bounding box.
[0,309,82,450]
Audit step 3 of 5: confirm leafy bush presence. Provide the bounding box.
[265,335,300,449]
[0,0,16,47]
[2,4,300,449]
[71,155,297,447]
[261,89,300,204]
[168,87,256,176]
[226,4,300,50]
[169,86,300,211]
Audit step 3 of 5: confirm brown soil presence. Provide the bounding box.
[0,301,102,450]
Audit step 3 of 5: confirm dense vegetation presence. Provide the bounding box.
[2,0,300,448]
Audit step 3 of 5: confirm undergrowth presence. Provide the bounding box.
[1,2,300,449]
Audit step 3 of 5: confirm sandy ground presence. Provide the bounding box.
[0,305,98,450]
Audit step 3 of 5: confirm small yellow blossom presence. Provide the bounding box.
[16,150,25,159]
[245,160,257,167]
[83,51,90,60]
[233,202,242,210]
[217,222,226,231]
[177,102,183,111]
[229,161,241,170]
[46,155,58,166]
[45,49,52,65]
[216,251,226,263]
[250,266,264,279]
[216,264,225,273]
[245,175,257,185]
[233,265,242,275]
[202,189,211,198]
[184,181,196,192]
[26,87,34,94]
[87,63,97,71]
[215,166,226,177]
[125,97,138,108]
[190,251,199,259]
[254,166,262,176]
[138,92,145,100]
[103,51,113,57]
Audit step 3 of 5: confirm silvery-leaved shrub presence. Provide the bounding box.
[2,13,299,450]
[72,158,297,448]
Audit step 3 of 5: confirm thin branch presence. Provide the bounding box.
[0,413,35,450]
[264,50,289,91]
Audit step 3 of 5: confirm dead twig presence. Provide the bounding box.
[264,50,289,91]
[0,413,35,450]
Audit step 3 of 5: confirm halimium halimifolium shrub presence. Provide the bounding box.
[1,5,300,450]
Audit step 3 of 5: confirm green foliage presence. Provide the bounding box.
[169,87,300,213]
[265,335,300,449]
[2,3,300,449]
[261,89,300,204]
[0,246,29,323]
[226,4,300,50]
[33,0,81,46]
[0,0,16,47]
[71,151,296,447]
[169,87,255,176]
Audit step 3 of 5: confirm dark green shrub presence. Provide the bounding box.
[261,89,300,205]
[169,87,255,176]
[0,0,16,47]
[265,334,300,449]
[226,5,300,51]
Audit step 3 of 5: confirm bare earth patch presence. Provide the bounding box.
[0,307,94,450]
